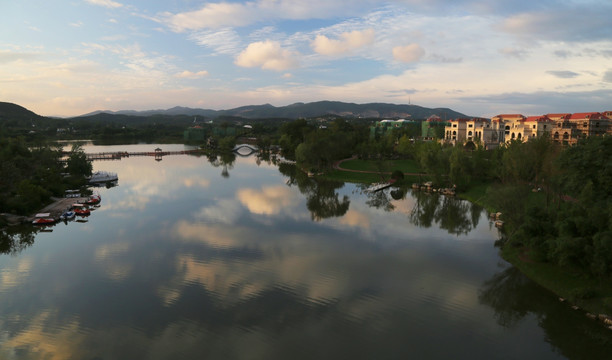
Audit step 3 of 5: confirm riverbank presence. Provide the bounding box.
[455,182,612,327]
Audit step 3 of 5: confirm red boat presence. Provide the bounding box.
[32,217,56,225]
[72,204,91,216]
[85,193,101,205]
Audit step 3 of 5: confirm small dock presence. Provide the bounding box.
[62,149,203,162]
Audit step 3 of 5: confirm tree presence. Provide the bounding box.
[66,144,92,177]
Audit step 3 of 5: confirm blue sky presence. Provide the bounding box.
[1,0,611,117]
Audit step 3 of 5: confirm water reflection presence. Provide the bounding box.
[479,266,612,358]
[278,163,349,221]
[1,148,609,359]
[0,226,36,255]
[207,153,236,178]
[408,190,482,235]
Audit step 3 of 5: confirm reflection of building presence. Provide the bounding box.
[444,111,610,147]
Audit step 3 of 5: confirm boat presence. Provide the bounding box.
[59,209,76,220]
[72,204,91,216]
[33,217,56,225]
[88,171,118,184]
[85,193,101,205]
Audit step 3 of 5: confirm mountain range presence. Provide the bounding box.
[81,101,466,120]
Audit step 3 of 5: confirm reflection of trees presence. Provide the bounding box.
[278,164,349,221]
[0,227,36,255]
[364,188,394,212]
[479,266,612,358]
[207,153,236,178]
[409,191,483,235]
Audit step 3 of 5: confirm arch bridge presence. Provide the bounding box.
[232,144,259,155]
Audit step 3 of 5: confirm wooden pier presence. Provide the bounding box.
[63,149,202,161]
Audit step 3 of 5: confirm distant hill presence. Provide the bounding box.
[81,101,467,120]
[0,102,44,122]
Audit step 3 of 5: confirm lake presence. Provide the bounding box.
[1,143,610,359]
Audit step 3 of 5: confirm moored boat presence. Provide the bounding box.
[33,217,56,225]
[88,171,118,184]
[72,204,91,216]
[59,209,76,220]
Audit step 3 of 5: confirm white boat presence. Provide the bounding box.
[88,171,118,184]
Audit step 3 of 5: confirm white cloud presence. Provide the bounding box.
[163,0,376,32]
[164,2,252,32]
[235,40,299,71]
[392,44,425,63]
[176,70,209,79]
[311,29,375,56]
[189,28,242,55]
[85,0,123,9]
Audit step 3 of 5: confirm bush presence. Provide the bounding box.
[391,169,404,181]
[569,287,597,301]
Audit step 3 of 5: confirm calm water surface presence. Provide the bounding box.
[1,144,610,359]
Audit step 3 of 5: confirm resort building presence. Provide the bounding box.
[444,117,498,148]
[444,111,609,148]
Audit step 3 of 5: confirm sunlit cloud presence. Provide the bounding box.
[175,70,209,79]
[311,29,375,56]
[392,43,425,63]
[163,0,373,32]
[339,209,371,229]
[194,199,242,224]
[235,40,299,71]
[0,257,32,292]
[236,185,299,215]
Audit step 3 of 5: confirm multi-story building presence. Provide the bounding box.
[568,112,609,139]
[444,111,609,148]
[500,115,555,143]
[444,117,498,148]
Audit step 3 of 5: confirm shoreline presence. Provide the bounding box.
[1,196,89,226]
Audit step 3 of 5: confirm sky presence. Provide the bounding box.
[1,0,611,118]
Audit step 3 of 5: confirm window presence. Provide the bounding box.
[468,131,473,136]
[468,124,473,128]
[453,124,457,128]
[533,125,536,129]
[544,125,547,129]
